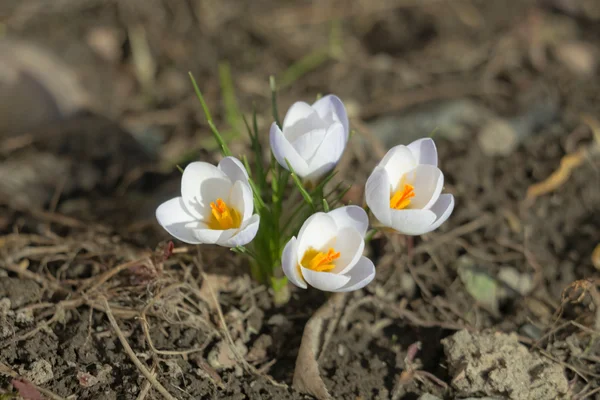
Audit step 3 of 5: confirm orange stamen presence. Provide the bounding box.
[208,198,241,230]
[301,248,341,272]
[390,183,415,210]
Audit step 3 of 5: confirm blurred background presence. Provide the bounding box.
[1,0,600,398]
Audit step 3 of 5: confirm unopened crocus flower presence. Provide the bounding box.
[270,95,349,183]
[365,138,454,235]
[281,206,375,292]
[156,157,260,247]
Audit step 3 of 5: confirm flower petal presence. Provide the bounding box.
[404,164,444,210]
[222,214,260,247]
[379,145,417,191]
[282,237,307,289]
[327,205,369,238]
[181,162,229,219]
[334,257,375,292]
[301,267,350,292]
[192,226,236,246]
[155,197,202,244]
[218,156,249,184]
[365,167,392,227]
[407,138,438,166]
[423,194,454,234]
[297,213,338,257]
[304,122,346,183]
[282,102,327,143]
[290,128,327,161]
[330,227,364,275]
[229,180,253,222]
[312,95,349,140]
[282,101,315,130]
[390,209,437,236]
[270,122,309,177]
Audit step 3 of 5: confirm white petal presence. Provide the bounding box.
[181,162,229,219]
[192,226,236,246]
[218,156,249,184]
[422,194,454,234]
[270,122,309,177]
[390,209,437,236]
[222,214,260,247]
[304,122,346,183]
[290,128,327,161]
[297,213,338,257]
[155,197,202,244]
[281,237,307,289]
[312,95,349,140]
[403,165,444,210]
[327,205,369,238]
[301,267,350,292]
[229,180,253,222]
[379,145,417,191]
[334,257,376,292]
[282,102,327,143]
[365,167,392,227]
[407,138,438,166]
[330,227,364,275]
[282,101,315,130]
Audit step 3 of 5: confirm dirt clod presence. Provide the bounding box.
[20,359,53,385]
[442,330,569,400]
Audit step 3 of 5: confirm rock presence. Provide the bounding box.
[0,39,90,136]
[368,99,494,148]
[498,267,534,296]
[21,360,54,385]
[477,119,519,156]
[478,95,558,156]
[418,394,442,400]
[442,330,569,400]
[554,41,597,77]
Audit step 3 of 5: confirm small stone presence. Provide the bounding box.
[86,27,123,63]
[554,40,597,77]
[498,267,534,296]
[337,344,346,357]
[77,371,99,388]
[418,395,442,400]
[21,360,53,385]
[478,119,519,156]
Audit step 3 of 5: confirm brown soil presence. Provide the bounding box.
[1,1,600,399]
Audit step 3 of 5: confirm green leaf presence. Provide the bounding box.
[322,198,330,212]
[285,159,314,210]
[271,276,288,293]
[270,76,281,128]
[189,72,231,156]
[457,256,500,315]
[218,61,243,134]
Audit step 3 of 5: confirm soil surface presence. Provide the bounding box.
[1,0,600,399]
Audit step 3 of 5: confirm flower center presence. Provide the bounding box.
[390,183,415,210]
[301,247,340,272]
[208,198,241,230]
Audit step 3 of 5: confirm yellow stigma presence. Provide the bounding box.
[301,247,340,272]
[208,199,241,230]
[390,183,415,210]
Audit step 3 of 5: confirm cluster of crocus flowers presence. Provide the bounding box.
[156,91,453,293]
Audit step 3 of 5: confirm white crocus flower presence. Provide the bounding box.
[156,157,260,247]
[270,95,349,183]
[365,138,454,235]
[281,206,375,292]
